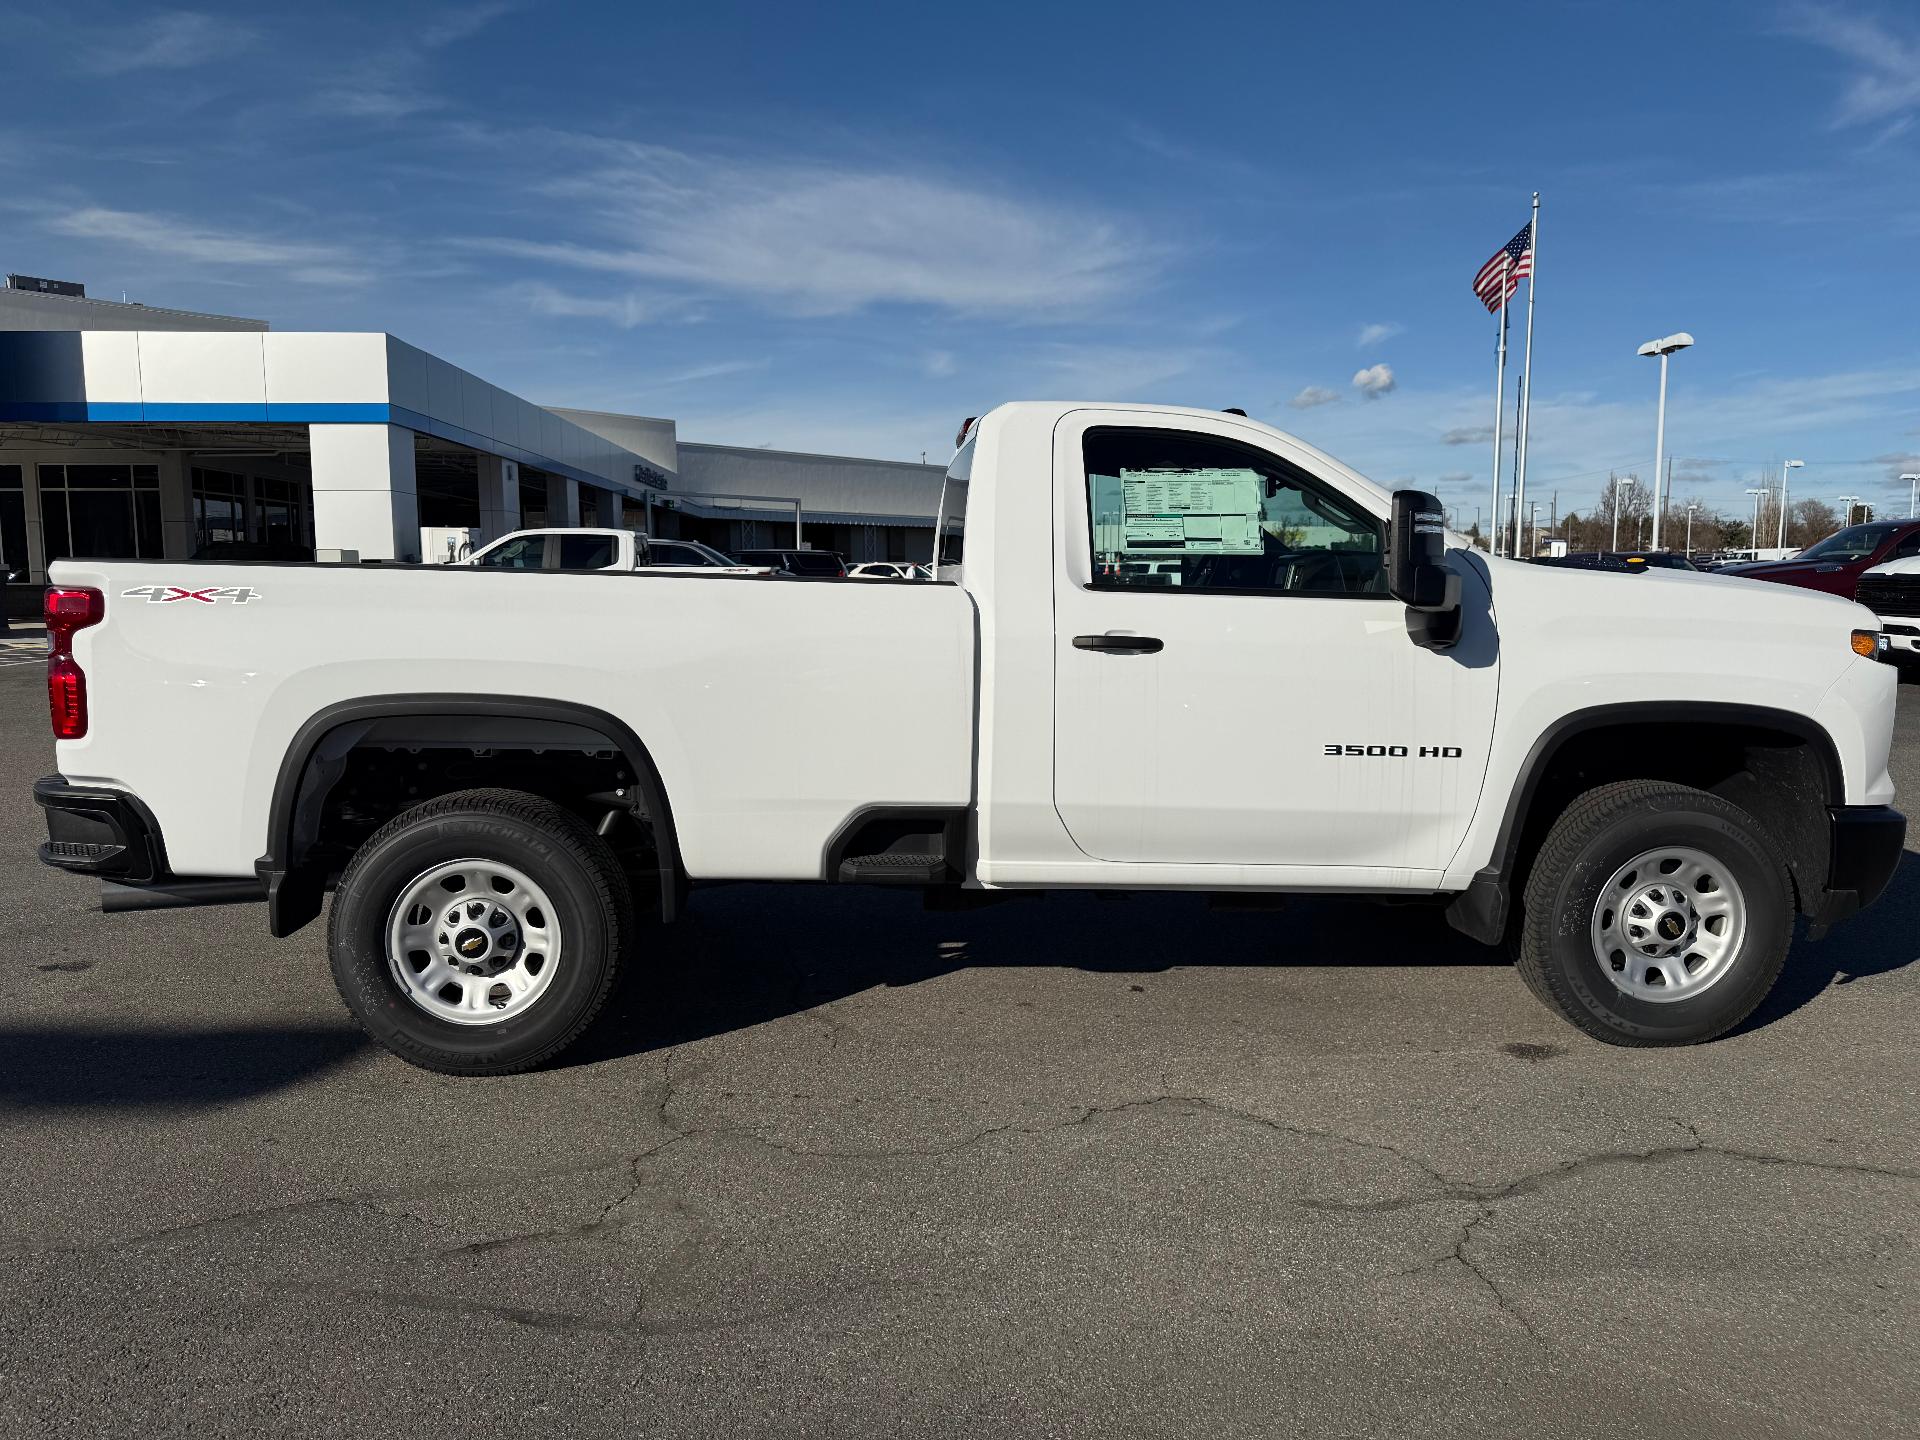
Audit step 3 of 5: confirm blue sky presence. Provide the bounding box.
[4,0,1917,522]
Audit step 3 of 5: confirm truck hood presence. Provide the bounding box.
[1718,558,1837,579]
[1864,556,1920,577]
[1480,552,1873,687]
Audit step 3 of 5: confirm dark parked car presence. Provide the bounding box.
[1717,520,1920,598]
[190,539,317,563]
[732,548,848,578]
[1529,550,1698,572]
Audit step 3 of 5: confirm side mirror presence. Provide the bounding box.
[1388,489,1462,650]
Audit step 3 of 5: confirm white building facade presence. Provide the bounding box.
[0,283,949,601]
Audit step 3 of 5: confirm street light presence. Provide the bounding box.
[1904,473,1920,519]
[1685,502,1699,558]
[1611,476,1636,551]
[1638,332,1693,551]
[1776,459,1804,552]
[1745,487,1766,559]
[1838,494,1862,526]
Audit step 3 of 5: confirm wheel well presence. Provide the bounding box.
[1508,718,1834,913]
[261,699,681,936]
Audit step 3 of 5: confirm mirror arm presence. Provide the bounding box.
[1404,571,1462,651]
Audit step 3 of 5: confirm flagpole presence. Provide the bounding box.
[1513,192,1540,560]
[1489,291,1508,556]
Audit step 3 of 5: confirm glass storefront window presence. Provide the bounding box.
[0,466,24,576]
[39,464,164,564]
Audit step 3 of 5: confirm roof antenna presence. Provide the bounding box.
[1222,407,1247,416]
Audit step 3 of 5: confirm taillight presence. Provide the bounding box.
[45,587,104,740]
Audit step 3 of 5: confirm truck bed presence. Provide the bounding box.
[49,561,978,881]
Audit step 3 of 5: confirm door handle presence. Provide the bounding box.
[1073,634,1164,654]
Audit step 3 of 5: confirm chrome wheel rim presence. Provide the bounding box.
[1589,846,1746,1004]
[385,859,562,1026]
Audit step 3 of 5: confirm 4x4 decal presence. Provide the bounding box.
[121,585,262,605]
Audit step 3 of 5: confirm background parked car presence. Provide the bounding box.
[733,548,848,577]
[1528,550,1698,572]
[848,562,918,579]
[190,538,318,563]
[467,529,774,574]
[1716,520,1920,597]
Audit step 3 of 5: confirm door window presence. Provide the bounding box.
[476,536,547,569]
[1084,428,1385,595]
[642,542,705,567]
[556,535,616,569]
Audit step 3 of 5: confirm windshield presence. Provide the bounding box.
[1798,523,1898,562]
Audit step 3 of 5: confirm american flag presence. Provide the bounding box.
[1472,222,1534,312]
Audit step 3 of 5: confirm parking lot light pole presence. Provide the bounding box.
[1777,459,1803,551]
[1838,494,1861,527]
[1685,503,1699,557]
[1612,476,1634,551]
[1745,487,1765,558]
[1637,333,1693,551]
[1903,473,1920,519]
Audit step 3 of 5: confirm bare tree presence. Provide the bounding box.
[1790,498,1839,550]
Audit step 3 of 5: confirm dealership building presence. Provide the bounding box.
[0,276,950,605]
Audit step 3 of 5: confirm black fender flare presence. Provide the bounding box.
[1445,700,1845,945]
[256,694,682,937]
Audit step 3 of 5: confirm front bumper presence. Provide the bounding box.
[1871,619,1920,664]
[1811,804,1906,932]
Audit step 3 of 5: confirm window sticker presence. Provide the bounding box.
[1120,469,1264,554]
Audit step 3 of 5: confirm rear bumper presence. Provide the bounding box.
[34,775,165,881]
[1811,804,1906,931]
[35,775,264,911]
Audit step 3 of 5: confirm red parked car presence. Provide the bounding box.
[1718,520,1920,598]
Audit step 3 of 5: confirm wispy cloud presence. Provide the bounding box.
[1778,3,1920,129]
[82,11,253,75]
[47,205,359,284]
[1442,425,1493,446]
[1353,363,1396,399]
[1289,385,1341,410]
[513,280,689,328]
[1875,451,1920,482]
[462,141,1163,317]
[1356,321,1404,348]
[421,2,518,49]
[924,350,957,378]
[311,5,515,119]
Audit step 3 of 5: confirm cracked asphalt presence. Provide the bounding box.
[2,659,1917,1439]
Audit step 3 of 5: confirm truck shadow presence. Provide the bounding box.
[0,1024,368,1109]
[574,885,1510,1066]
[1732,848,1920,1035]
[578,851,1920,1065]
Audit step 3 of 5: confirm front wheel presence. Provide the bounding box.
[1515,780,1792,1046]
[328,788,631,1075]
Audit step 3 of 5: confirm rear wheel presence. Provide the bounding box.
[1515,780,1792,1046]
[328,788,630,1074]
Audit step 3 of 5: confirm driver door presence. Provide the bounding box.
[1050,410,1498,874]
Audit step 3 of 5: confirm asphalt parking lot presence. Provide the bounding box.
[1,653,1916,1440]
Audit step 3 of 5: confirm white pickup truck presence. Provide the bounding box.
[466,527,772,574]
[34,403,1904,1073]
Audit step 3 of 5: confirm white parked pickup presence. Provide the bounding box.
[466,528,775,574]
[34,402,1905,1072]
